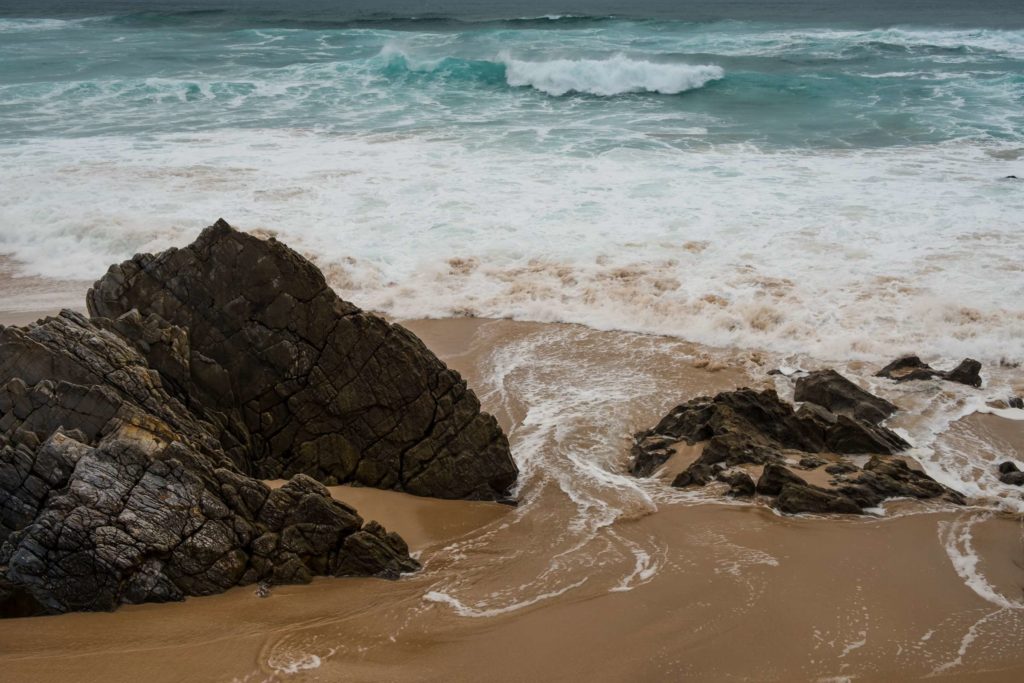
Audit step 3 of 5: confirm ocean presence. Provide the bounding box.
[1,0,1023,361]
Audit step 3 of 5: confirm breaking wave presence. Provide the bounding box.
[379,47,723,96]
[502,54,724,96]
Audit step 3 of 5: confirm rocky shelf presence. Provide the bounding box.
[0,220,518,617]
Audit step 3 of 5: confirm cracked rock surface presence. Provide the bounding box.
[0,221,517,616]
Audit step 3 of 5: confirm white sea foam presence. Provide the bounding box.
[267,653,323,674]
[0,18,78,33]
[2,130,1020,364]
[502,53,724,96]
[424,577,588,617]
[976,406,1024,421]
[940,515,1023,610]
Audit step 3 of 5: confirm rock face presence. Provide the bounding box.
[876,356,983,388]
[631,375,962,515]
[86,220,516,500]
[0,221,518,616]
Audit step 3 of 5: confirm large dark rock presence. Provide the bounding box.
[794,369,897,425]
[86,220,516,500]
[876,356,982,388]
[0,221,518,615]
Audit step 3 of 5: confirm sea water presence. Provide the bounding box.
[0,0,1022,361]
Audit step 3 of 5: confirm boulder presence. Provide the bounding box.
[876,356,982,388]
[944,359,983,388]
[755,463,807,496]
[774,484,862,515]
[794,369,897,425]
[0,221,519,615]
[875,356,937,383]
[86,220,517,500]
[717,470,756,497]
[847,457,965,505]
[798,455,827,469]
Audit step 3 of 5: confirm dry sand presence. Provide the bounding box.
[0,314,1022,682]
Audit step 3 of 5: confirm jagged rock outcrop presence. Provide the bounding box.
[631,377,962,515]
[631,387,908,484]
[87,220,516,500]
[876,356,983,388]
[0,221,518,616]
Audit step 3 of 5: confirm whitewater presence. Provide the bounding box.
[0,11,1023,365]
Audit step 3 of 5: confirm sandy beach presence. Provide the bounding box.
[0,312,1021,681]
[3,2,1024,678]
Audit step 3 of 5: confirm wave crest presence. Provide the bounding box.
[502,54,724,96]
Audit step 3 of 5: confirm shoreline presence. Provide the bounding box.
[1,307,1023,681]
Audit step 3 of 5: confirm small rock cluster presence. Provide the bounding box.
[631,369,965,514]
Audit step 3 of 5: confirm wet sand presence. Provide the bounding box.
[0,314,1022,681]
[0,259,88,324]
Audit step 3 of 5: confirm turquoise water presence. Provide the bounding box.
[2,13,1023,147]
[0,4,1023,361]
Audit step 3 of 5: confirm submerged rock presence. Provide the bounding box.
[0,221,518,615]
[876,356,983,388]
